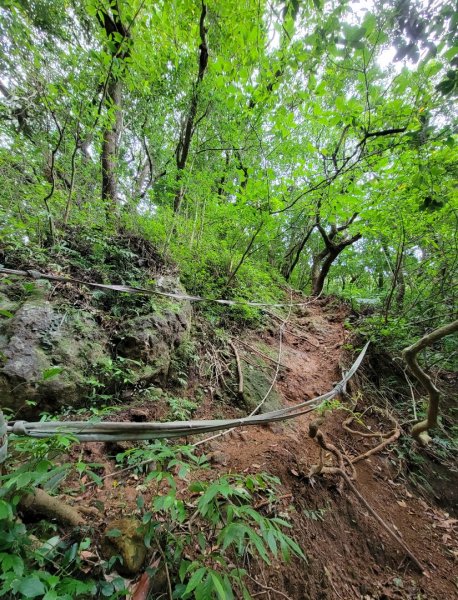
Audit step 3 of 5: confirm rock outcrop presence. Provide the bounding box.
[0,281,109,417]
[115,276,191,383]
[0,275,192,417]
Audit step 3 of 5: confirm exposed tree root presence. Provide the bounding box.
[234,337,290,369]
[342,409,401,464]
[308,420,425,573]
[20,488,86,528]
[402,319,458,445]
[229,340,244,401]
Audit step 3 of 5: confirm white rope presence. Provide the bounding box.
[4,343,369,443]
[0,267,318,309]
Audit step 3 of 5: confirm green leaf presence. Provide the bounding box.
[178,559,191,582]
[210,571,227,599]
[42,367,63,381]
[185,567,207,593]
[106,528,122,537]
[0,553,24,575]
[0,500,13,520]
[0,309,14,318]
[16,576,46,597]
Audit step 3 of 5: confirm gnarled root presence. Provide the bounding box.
[343,408,400,463]
[20,488,85,528]
[308,420,425,573]
[403,319,458,446]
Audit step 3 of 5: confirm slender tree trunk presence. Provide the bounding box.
[101,78,122,209]
[384,234,405,321]
[174,2,208,213]
[282,226,314,281]
[96,6,130,214]
[225,222,264,288]
[396,265,405,308]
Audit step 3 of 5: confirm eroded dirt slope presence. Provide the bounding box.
[201,298,457,599]
[71,297,457,599]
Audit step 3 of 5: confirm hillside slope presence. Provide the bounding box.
[61,296,456,599]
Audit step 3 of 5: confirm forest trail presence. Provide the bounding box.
[72,298,457,600]
[196,299,458,600]
[203,298,348,472]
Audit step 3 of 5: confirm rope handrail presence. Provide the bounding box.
[0,267,318,308]
[4,343,369,443]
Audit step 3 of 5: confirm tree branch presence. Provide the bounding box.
[403,319,458,445]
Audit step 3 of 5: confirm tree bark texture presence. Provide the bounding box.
[102,78,122,206]
[311,216,361,296]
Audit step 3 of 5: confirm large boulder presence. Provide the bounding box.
[0,286,109,418]
[0,275,192,417]
[115,276,191,383]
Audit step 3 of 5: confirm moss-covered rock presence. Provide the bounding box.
[0,297,110,417]
[0,272,192,416]
[241,355,282,414]
[101,518,147,576]
[116,276,191,384]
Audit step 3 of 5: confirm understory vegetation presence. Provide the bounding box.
[0,0,457,598]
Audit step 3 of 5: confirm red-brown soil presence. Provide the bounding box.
[66,298,457,599]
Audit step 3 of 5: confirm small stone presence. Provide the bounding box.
[101,518,147,576]
[210,451,228,466]
[206,441,222,452]
[105,440,134,455]
[130,408,149,422]
[268,422,283,434]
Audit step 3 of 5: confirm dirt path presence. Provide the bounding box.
[72,298,457,599]
[201,299,458,599]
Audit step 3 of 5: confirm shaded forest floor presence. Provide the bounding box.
[67,297,457,599]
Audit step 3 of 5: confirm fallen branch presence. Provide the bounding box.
[336,467,424,572]
[247,574,294,600]
[20,488,85,528]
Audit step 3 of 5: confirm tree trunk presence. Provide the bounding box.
[102,78,122,209]
[282,226,314,281]
[396,264,405,308]
[173,2,208,213]
[311,249,338,296]
[96,6,130,213]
